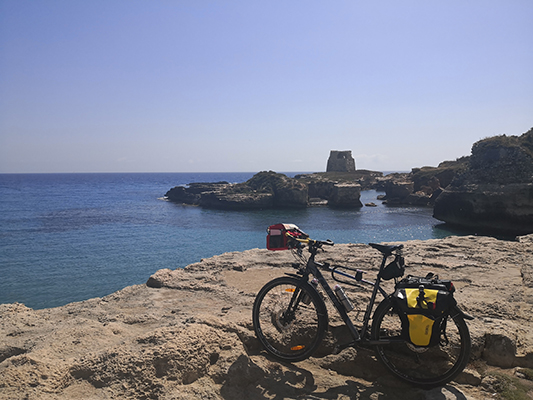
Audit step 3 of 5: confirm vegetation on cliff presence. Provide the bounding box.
[456,127,533,185]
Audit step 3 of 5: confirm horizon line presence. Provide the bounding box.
[0,169,411,175]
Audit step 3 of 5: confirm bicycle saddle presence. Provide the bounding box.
[369,243,404,255]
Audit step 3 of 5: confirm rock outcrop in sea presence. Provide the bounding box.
[1,234,533,399]
[434,128,533,235]
[165,171,309,210]
[165,170,384,209]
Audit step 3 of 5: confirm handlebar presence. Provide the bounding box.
[286,232,334,248]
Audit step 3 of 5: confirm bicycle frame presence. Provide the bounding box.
[288,242,393,345]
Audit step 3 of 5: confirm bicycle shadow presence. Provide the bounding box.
[219,350,470,400]
[219,353,363,399]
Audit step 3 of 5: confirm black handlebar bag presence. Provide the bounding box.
[393,275,456,347]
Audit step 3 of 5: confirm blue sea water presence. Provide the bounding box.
[0,173,455,310]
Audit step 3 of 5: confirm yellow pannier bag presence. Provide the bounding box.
[407,314,435,346]
[404,288,439,309]
[393,275,456,347]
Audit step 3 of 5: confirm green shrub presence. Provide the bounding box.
[488,372,532,400]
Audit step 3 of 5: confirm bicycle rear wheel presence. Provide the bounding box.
[252,276,328,362]
[371,297,471,388]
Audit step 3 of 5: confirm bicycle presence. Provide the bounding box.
[252,230,473,388]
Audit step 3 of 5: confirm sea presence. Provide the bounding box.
[0,172,457,310]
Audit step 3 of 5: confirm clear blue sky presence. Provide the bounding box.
[1,1,531,173]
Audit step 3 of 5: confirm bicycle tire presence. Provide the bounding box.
[252,276,328,362]
[371,297,471,388]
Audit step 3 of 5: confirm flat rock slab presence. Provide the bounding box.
[1,234,532,399]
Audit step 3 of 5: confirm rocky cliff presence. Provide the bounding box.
[434,128,533,235]
[2,234,533,399]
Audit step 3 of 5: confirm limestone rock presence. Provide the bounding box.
[165,172,307,210]
[434,127,533,235]
[454,368,483,386]
[165,182,229,205]
[384,181,415,204]
[247,171,308,208]
[376,160,468,206]
[2,234,533,399]
[404,191,432,206]
[165,171,376,210]
[328,183,363,208]
[434,183,533,234]
[483,333,517,368]
[199,191,274,210]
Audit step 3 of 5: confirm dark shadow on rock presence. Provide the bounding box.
[432,223,519,241]
[220,354,373,400]
[220,354,317,399]
[224,346,473,400]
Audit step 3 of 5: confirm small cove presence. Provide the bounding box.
[0,173,456,309]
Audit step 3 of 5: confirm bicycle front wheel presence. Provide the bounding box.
[371,298,471,388]
[252,276,328,362]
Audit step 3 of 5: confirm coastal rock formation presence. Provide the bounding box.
[166,171,371,209]
[1,234,533,399]
[246,171,308,208]
[326,150,356,172]
[434,183,533,234]
[434,128,533,234]
[165,182,230,205]
[165,171,307,210]
[384,180,415,203]
[199,191,275,210]
[328,183,363,208]
[381,159,469,206]
[296,170,384,194]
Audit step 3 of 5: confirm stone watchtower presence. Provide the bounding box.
[326,150,356,172]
